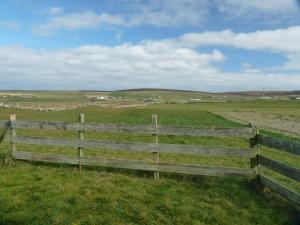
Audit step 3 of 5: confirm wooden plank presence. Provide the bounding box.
[258,155,300,182]
[12,150,254,177]
[10,115,16,156]
[258,174,300,205]
[12,150,78,165]
[158,163,254,177]
[0,122,9,143]
[152,114,159,179]
[0,120,9,128]
[11,120,79,130]
[12,120,254,137]
[11,135,254,157]
[257,135,300,156]
[78,113,84,172]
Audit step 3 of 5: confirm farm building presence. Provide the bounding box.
[258,96,272,100]
[289,96,300,100]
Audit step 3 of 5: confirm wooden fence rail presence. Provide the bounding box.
[257,155,300,182]
[0,120,9,128]
[1,120,255,137]
[257,134,300,156]
[258,174,300,205]
[12,150,254,177]
[11,135,254,157]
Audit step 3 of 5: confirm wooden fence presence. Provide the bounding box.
[255,134,300,205]
[0,114,257,180]
[0,114,299,206]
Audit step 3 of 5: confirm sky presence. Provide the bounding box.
[0,0,300,91]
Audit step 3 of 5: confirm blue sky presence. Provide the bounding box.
[0,0,300,91]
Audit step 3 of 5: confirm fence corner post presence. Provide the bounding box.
[152,114,159,180]
[78,113,85,172]
[9,114,16,157]
[249,123,259,181]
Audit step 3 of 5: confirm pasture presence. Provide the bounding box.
[0,90,299,225]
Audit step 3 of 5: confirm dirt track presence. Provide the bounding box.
[217,111,300,136]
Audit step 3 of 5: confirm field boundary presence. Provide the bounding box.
[255,134,300,205]
[0,114,257,180]
[1,114,299,206]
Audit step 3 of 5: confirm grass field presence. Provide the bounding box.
[0,91,299,225]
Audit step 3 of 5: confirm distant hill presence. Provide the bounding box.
[220,90,300,96]
[80,88,300,96]
[115,88,210,94]
[117,88,300,96]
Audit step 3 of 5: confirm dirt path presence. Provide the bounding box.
[216,111,300,136]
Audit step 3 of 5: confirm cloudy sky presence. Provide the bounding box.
[1,0,300,91]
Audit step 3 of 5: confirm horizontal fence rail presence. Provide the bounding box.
[257,155,300,182]
[0,120,9,128]
[257,135,300,156]
[12,150,255,177]
[258,174,300,205]
[11,135,254,158]
[4,120,254,137]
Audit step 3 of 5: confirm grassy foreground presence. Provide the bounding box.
[0,160,297,225]
[0,106,299,224]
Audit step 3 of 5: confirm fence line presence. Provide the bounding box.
[1,114,258,179]
[254,134,300,205]
[2,114,300,205]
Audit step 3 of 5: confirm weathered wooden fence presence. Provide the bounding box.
[0,114,257,180]
[254,134,300,205]
[1,114,299,206]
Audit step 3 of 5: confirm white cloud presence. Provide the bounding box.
[115,31,123,42]
[150,26,300,74]
[217,0,298,15]
[215,0,300,24]
[0,20,19,31]
[0,43,299,91]
[34,11,127,35]
[158,26,300,54]
[44,6,64,15]
[33,1,209,35]
[33,0,300,35]
[127,0,209,27]
[0,44,227,90]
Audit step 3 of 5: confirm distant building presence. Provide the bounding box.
[188,98,202,102]
[290,96,300,101]
[258,96,272,100]
[96,96,109,100]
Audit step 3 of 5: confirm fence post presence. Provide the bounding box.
[9,114,16,157]
[78,113,85,172]
[152,114,159,179]
[250,123,259,179]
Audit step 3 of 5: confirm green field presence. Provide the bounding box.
[0,91,299,225]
